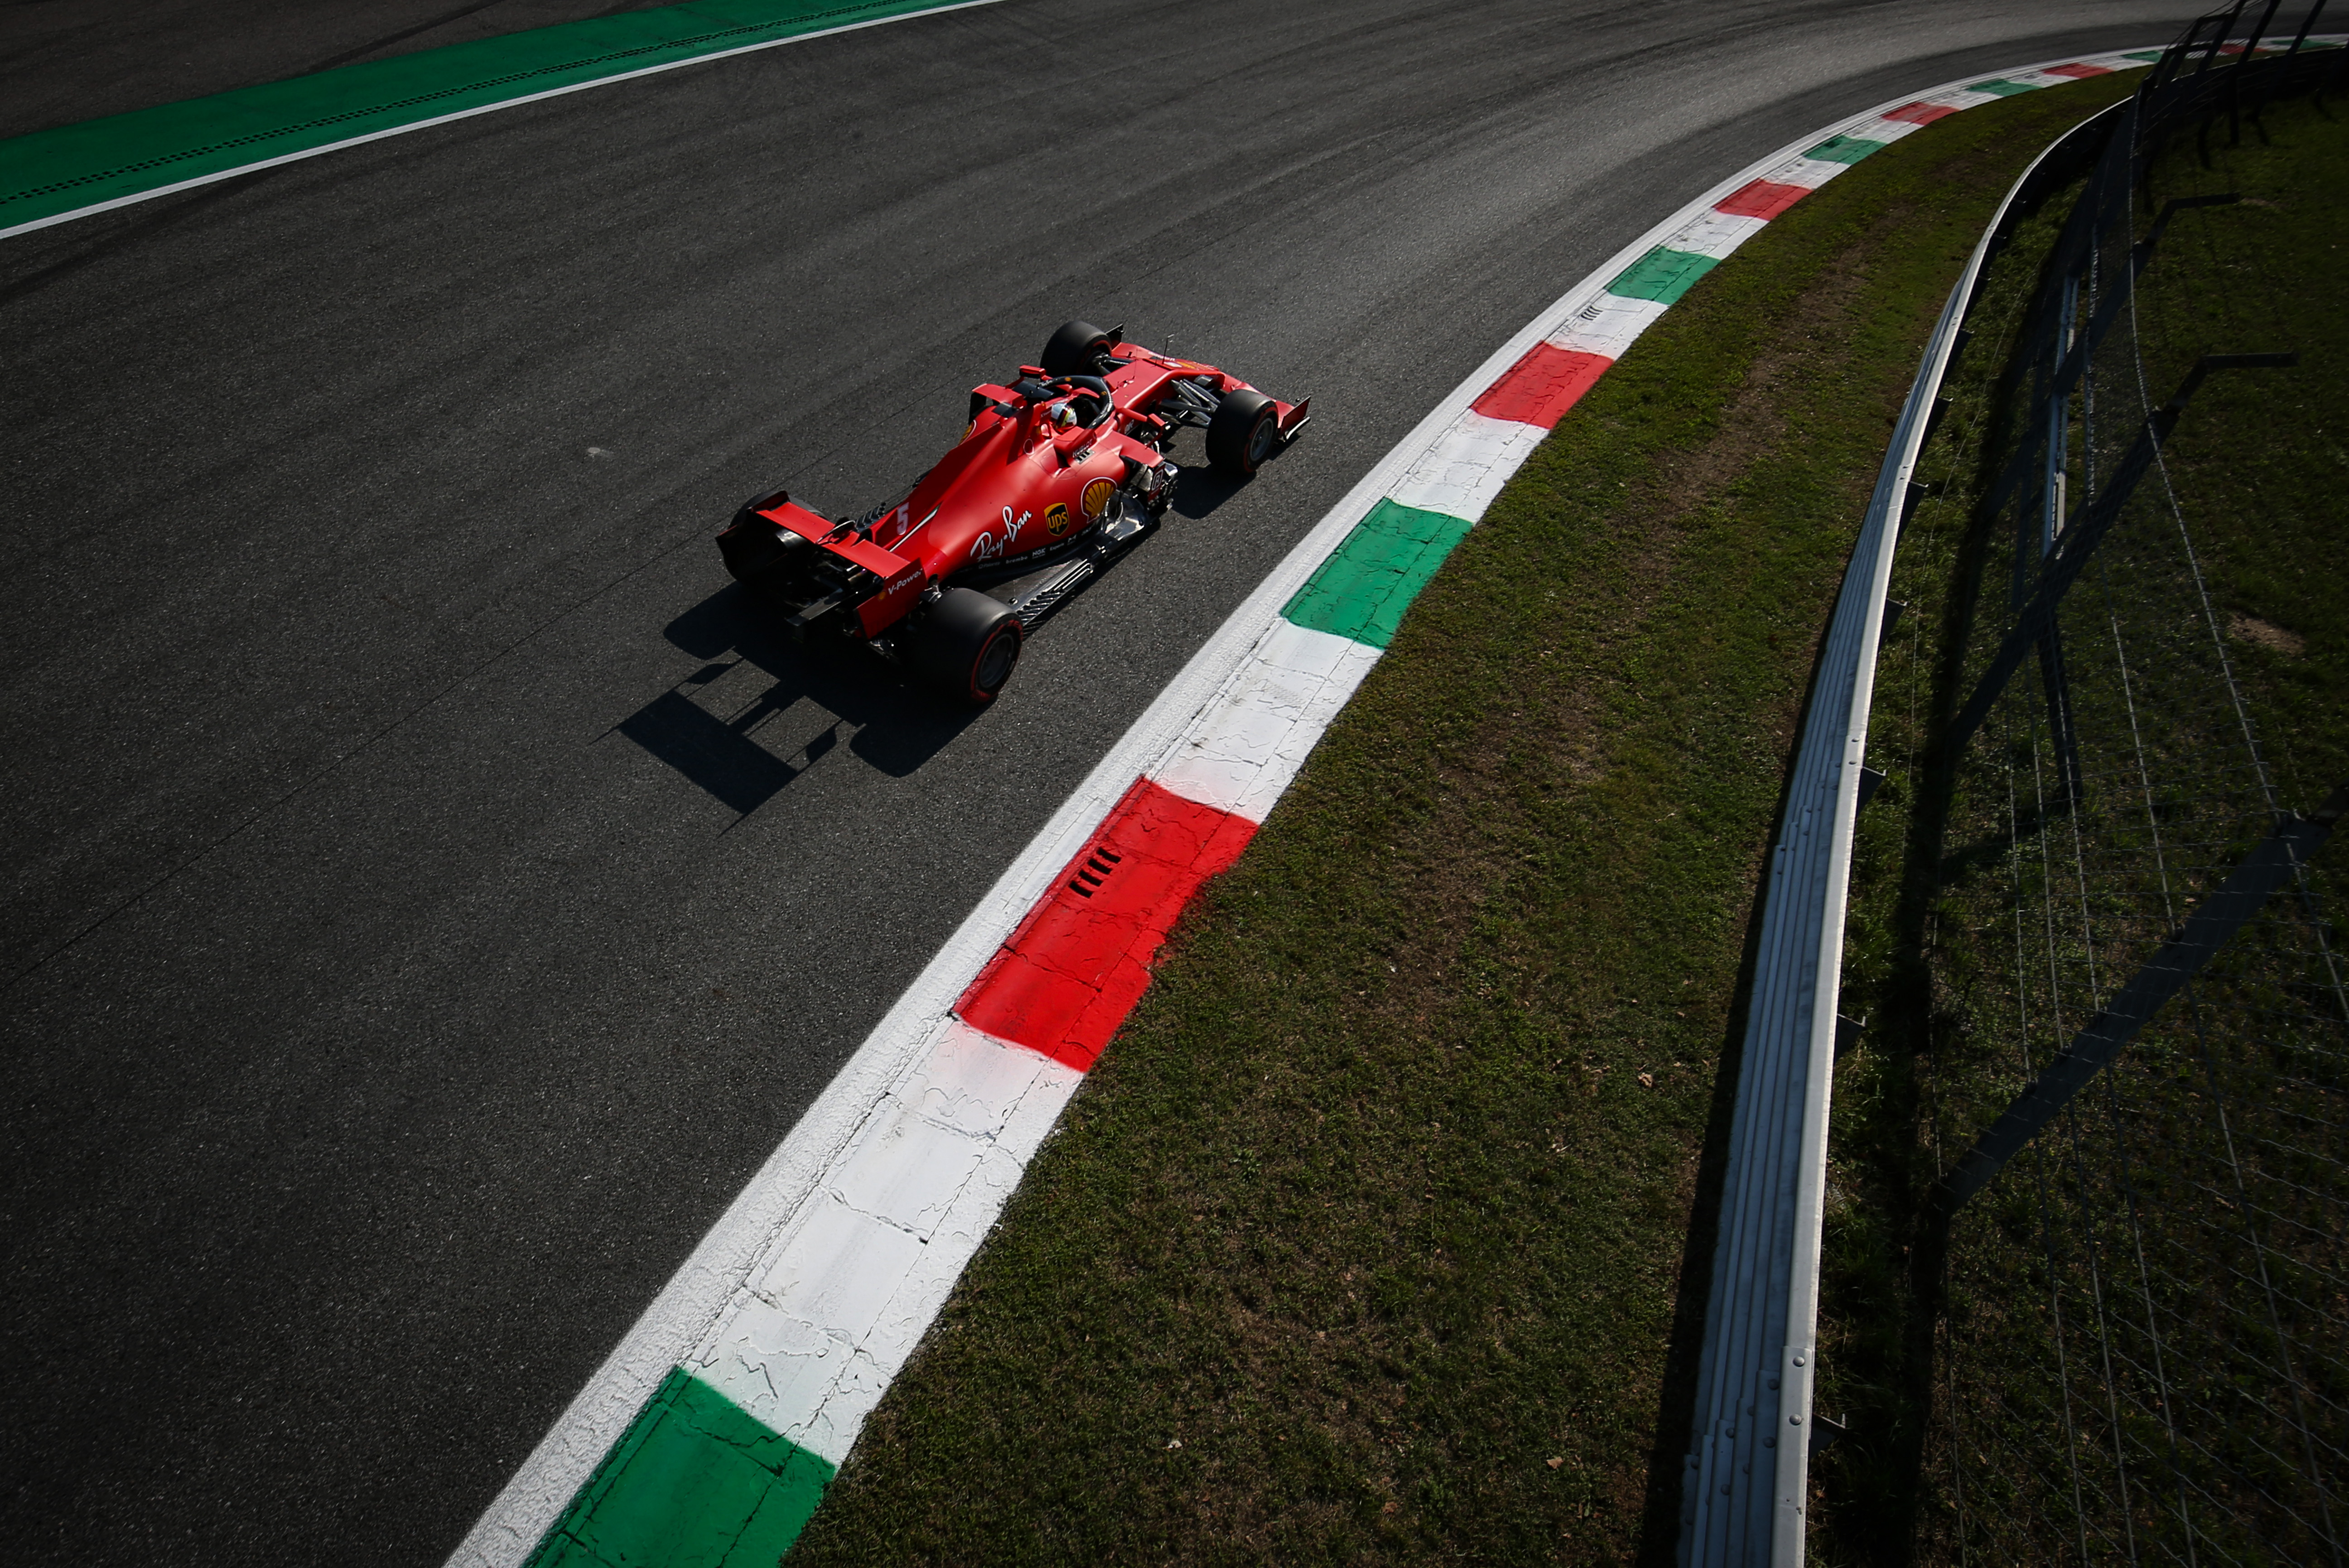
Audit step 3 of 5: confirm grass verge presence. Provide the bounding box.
[790,72,2144,1566]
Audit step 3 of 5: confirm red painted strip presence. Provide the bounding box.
[1881,101,1961,126]
[1713,179,1813,220]
[955,778,1255,1070]
[2041,62,2113,77]
[1468,343,1614,430]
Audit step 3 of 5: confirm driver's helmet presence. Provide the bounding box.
[1051,401,1080,432]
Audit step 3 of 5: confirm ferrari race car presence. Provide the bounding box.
[716,320,1309,703]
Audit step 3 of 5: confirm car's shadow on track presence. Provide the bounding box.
[612,584,980,819]
[1168,466,1249,520]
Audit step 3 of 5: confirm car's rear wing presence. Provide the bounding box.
[718,497,928,639]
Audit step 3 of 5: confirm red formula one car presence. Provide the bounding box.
[716,320,1308,703]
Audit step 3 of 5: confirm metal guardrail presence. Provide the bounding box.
[1674,90,2122,1568]
[1681,12,2345,1564]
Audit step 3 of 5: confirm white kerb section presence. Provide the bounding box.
[1548,293,1670,360]
[1659,208,1770,261]
[1149,618,1383,823]
[1386,410,1549,524]
[1840,115,1928,147]
[1908,87,2012,116]
[687,1019,1082,1466]
[1761,155,1854,191]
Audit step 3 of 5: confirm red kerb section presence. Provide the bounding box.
[956,778,1255,1070]
[1468,343,1613,430]
[2042,62,2113,77]
[1882,101,1960,126]
[1713,179,1812,220]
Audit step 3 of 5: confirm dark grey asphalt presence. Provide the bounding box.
[2,3,2189,1562]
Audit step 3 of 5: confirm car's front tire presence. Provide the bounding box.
[901,588,1023,704]
[1205,387,1278,477]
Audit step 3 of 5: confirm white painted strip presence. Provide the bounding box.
[1761,154,1856,190]
[1547,291,1669,360]
[0,0,1011,243]
[1386,408,1551,523]
[1149,618,1383,823]
[1842,115,1928,146]
[690,1018,1081,1465]
[1660,208,1771,262]
[1988,66,2101,87]
[1916,88,2014,113]
[449,43,2176,1568]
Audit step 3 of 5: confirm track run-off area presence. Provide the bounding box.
[2,3,2199,1562]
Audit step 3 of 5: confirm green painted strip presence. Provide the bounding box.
[527,1367,835,1568]
[0,0,975,233]
[1603,246,1722,305]
[1281,499,1475,650]
[1965,78,2045,96]
[1803,133,1887,165]
[2121,50,2168,61]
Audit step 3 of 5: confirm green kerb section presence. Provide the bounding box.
[1281,499,1475,650]
[1603,246,1721,305]
[0,0,969,232]
[1804,133,1887,165]
[1967,78,2046,96]
[528,1368,836,1568]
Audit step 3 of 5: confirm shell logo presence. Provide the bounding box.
[1045,501,1071,537]
[1080,477,1117,521]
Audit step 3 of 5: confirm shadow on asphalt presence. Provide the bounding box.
[1165,432,1298,520]
[1168,465,1248,519]
[614,584,979,817]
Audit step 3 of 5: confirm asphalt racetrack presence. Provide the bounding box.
[2,2,2190,1560]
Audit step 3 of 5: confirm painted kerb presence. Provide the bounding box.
[452,45,2183,1568]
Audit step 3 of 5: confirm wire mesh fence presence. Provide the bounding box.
[1912,14,2347,1565]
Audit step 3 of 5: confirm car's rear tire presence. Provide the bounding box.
[902,588,1023,704]
[1205,387,1278,478]
[1040,319,1115,378]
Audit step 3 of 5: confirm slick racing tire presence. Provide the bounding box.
[1040,319,1115,378]
[1205,387,1278,478]
[903,587,1023,705]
